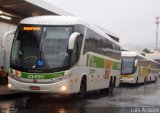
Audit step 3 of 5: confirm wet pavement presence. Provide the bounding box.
[0,85,18,96]
[0,80,160,113]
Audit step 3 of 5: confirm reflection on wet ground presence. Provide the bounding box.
[0,80,160,113]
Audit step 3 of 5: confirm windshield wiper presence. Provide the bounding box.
[19,51,22,55]
[37,28,49,68]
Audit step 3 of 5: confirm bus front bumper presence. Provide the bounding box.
[8,77,71,94]
[120,78,135,84]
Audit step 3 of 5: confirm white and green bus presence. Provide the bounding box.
[8,16,121,95]
[121,51,159,84]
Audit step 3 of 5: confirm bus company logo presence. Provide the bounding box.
[33,79,38,83]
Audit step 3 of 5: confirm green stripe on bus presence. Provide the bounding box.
[87,54,121,70]
[94,56,104,68]
[20,71,65,79]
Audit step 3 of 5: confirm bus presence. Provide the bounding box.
[120,51,159,84]
[148,59,160,82]
[8,16,121,96]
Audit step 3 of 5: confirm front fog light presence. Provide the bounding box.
[61,86,67,91]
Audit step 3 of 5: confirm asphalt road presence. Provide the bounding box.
[0,80,160,113]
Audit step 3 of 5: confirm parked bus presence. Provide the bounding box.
[8,16,121,96]
[148,59,160,82]
[120,51,159,84]
[145,52,160,78]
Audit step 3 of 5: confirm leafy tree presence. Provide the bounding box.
[142,48,150,53]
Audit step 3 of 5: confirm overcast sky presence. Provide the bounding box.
[44,0,160,49]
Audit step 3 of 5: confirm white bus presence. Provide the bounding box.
[120,51,159,84]
[148,59,160,82]
[8,16,121,96]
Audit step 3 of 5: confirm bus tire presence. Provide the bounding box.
[114,77,116,87]
[136,77,138,86]
[107,77,114,95]
[149,77,152,83]
[78,78,86,98]
[144,77,147,85]
[154,77,157,83]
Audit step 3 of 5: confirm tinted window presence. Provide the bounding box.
[121,57,136,75]
[83,28,121,60]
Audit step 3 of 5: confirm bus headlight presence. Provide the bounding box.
[8,84,12,88]
[61,86,67,91]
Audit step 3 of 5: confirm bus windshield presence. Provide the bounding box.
[10,25,73,72]
[121,57,136,75]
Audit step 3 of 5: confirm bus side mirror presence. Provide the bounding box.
[68,32,80,50]
[134,59,138,67]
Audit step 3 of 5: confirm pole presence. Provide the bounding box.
[155,17,160,50]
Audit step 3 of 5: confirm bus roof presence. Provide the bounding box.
[145,53,160,60]
[145,53,160,63]
[20,16,86,25]
[122,51,145,58]
[20,16,120,46]
[148,58,160,65]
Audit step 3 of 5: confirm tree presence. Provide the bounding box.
[142,48,150,53]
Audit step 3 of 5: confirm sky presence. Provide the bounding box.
[44,0,160,50]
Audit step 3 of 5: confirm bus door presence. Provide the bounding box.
[86,54,97,91]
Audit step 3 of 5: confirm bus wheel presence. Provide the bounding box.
[107,78,114,95]
[154,77,157,83]
[149,77,152,83]
[78,79,86,98]
[114,77,116,87]
[144,77,147,85]
[136,77,138,86]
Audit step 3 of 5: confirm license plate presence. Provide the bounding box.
[30,86,40,90]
